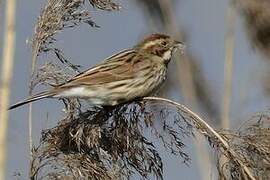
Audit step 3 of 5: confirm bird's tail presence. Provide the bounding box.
[9,91,56,110]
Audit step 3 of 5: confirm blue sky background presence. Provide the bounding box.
[1,0,269,179]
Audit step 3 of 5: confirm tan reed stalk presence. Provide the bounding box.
[157,0,197,105]
[156,1,212,179]
[0,0,17,179]
[28,34,40,178]
[221,3,236,129]
[219,4,236,179]
[143,97,256,180]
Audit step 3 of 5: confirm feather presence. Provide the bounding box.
[8,91,56,110]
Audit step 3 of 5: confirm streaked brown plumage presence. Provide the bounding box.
[9,33,185,109]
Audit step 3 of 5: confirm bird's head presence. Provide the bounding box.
[136,33,185,62]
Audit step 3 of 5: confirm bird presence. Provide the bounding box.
[9,33,185,110]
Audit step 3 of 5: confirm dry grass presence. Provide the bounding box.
[88,0,120,11]
[218,112,270,179]
[31,0,105,72]
[27,0,109,174]
[27,0,120,178]
[30,96,192,179]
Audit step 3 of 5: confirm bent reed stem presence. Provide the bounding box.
[143,96,256,180]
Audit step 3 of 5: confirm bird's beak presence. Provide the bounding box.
[173,40,185,54]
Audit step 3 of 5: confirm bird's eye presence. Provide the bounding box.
[161,41,167,46]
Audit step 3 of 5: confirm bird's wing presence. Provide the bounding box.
[59,49,150,88]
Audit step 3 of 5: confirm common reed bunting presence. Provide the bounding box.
[9,33,185,109]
